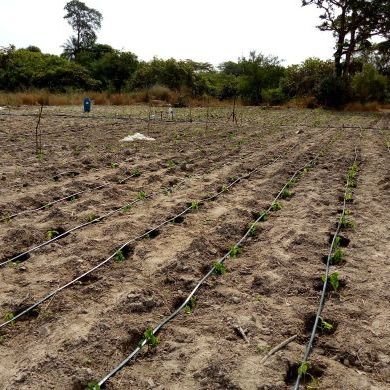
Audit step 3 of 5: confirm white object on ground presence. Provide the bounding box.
[120,132,155,142]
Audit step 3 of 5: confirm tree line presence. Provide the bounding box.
[0,0,389,108]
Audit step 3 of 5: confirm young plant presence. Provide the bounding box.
[184,296,197,314]
[190,200,199,210]
[345,191,353,202]
[122,204,132,213]
[132,168,141,177]
[281,188,293,199]
[322,272,340,292]
[319,318,334,332]
[248,223,257,236]
[110,162,119,169]
[340,214,355,230]
[298,361,309,376]
[330,247,344,265]
[229,245,241,258]
[86,213,97,223]
[114,249,125,263]
[271,201,282,211]
[213,262,227,275]
[167,160,176,168]
[86,382,101,390]
[46,229,59,240]
[4,312,14,322]
[137,191,147,200]
[258,211,268,222]
[143,328,159,348]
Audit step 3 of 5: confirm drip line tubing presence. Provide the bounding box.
[0,172,138,223]
[293,147,359,390]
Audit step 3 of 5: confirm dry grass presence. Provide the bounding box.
[344,102,381,112]
[285,96,318,109]
[0,90,235,107]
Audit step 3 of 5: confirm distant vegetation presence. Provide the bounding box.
[0,0,389,108]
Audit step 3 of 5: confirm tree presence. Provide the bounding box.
[63,0,103,59]
[302,0,390,77]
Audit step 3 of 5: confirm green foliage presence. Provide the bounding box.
[190,201,199,210]
[143,328,159,348]
[114,249,125,262]
[261,87,287,105]
[248,223,257,236]
[86,382,100,390]
[270,201,282,211]
[280,188,293,199]
[298,361,309,376]
[258,211,268,222]
[322,272,340,292]
[330,247,344,265]
[46,229,59,240]
[213,262,227,275]
[137,191,147,200]
[229,245,241,258]
[4,312,14,322]
[352,64,388,103]
[184,297,197,314]
[340,214,355,230]
[316,75,350,108]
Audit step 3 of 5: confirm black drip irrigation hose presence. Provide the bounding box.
[0,172,138,223]
[97,149,328,387]
[292,147,359,390]
[0,143,299,329]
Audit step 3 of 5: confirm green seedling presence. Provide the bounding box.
[137,191,147,200]
[190,201,199,210]
[248,223,257,236]
[330,247,344,264]
[322,272,340,291]
[340,214,355,230]
[213,262,227,275]
[114,249,125,263]
[86,381,101,390]
[345,191,353,202]
[229,245,241,258]
[4,312,14,322]
[46,229,59,240]
[110,162,119,169]
[258,211,268,222]
[286,179,296,188]
[167,160,176,168]
[132,168,141,177]
[184,296,197,314]
[221,184,228,192]
[319,318,334,332]
[298,361,310,376]
[122,204,132,213]
[281,188,293,199]
[86,213,98,223]
[143,328,159,348]
[270,201,282,211]
[307,377,321,389]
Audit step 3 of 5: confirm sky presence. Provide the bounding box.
[0,0,335,66]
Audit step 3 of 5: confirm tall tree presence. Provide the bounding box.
[63,0,103,59]
[302,0,390,76]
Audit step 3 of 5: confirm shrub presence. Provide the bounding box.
[261,88,287,105]
[316,75,350,108]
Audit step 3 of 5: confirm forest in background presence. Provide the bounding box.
[0,0,389,108]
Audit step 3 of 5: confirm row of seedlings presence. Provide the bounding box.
[292,149,359,389]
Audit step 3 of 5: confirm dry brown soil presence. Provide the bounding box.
[0,106,388,390]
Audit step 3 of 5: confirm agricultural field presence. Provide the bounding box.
[0,106,389,390]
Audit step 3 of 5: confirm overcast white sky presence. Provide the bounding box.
[0,0,335,65]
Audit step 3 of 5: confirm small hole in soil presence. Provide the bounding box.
[173,215,185,224]
[120,328,143,352]
[66,194,79,202]
[285,362,325,385]
[328,234,350,247]
[121,244,134,258]
[303,314,338,335]
[12,304,40,320]
[79,274,100,285]
[145,229,160,239]
[8,252,31,263]
[172,296,187,310]
[47,227,68,240]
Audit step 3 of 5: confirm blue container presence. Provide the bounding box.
[83,97,91,113]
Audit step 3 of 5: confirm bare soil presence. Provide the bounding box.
[0,106,388,390]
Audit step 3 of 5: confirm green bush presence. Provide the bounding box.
[316,75,350,108]
[262,88,287,105]
[352,64,388,103]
